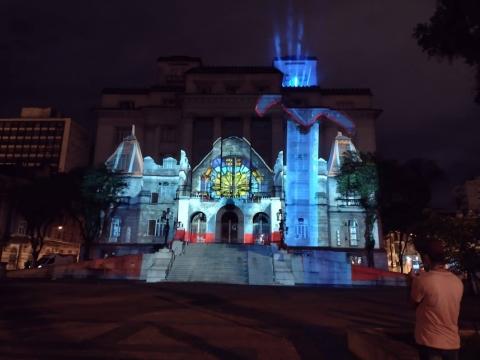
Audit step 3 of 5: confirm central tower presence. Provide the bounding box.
[256,56,355,247]
[276,55,320,246]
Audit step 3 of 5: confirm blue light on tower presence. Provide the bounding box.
[273,56,318,88]
[262,12,355,246]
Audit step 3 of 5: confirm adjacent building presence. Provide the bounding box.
[0,107,90,173]
[94,56,379,169]
[0,107,89,268]
[455,176,480,216]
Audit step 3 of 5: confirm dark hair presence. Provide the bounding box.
[424,238,446,265]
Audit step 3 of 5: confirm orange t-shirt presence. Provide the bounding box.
[411,270,463,349]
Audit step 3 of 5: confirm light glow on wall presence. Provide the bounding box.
[285,120,319,246]
[255,95,357,247]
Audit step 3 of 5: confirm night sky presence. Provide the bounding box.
[2,0,479,208]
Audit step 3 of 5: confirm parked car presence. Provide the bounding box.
[25,254,76,269]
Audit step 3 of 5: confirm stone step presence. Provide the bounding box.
[165,244,276,285]
[167,244,250,284]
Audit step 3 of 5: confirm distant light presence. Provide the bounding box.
[57,226,63,230]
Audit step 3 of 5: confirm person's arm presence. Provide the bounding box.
[410,271,424,308]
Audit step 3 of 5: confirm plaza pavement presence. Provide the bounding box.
[0,280,478,359]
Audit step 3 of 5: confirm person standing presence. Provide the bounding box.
[410,238,464,360]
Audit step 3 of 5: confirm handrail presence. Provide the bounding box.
[164,251,176,280]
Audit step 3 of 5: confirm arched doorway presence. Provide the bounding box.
[190,212,207,242]
[221,212,238,243]
[215,205,244,243]
[253,212,270,244]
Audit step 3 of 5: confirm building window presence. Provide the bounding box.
[17,221,27,235]
[147,220,158,236]
[118,100,135,109]
[253,213,270,244]
[151,192,159,204]
[125,227,131,242]
[349,220,358,246]
[295,218,308,240]
[221,117,243,138]
[115,126,131,144]
[158,182,174,201]
[110,217,121,241]
[159,125,177,142]
[251,116,272,163]
[336,229,341,246]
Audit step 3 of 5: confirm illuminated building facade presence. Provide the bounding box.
[93,56,382,263]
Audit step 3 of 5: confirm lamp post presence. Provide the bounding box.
[161,208,173,245]
[276,209,287,249]
[56,225,64,240]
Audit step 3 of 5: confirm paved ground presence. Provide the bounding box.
[0,281,478,359]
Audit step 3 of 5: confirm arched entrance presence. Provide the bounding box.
[190,212,207,242]
[221,212,238,243]
[253,212,270,244]
[215,205,244,243]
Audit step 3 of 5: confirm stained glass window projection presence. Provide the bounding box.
[201,156,263,198]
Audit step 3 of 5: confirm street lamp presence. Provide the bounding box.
[161,208,173,244]
[276,209,287,249]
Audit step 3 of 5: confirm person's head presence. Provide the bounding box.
[420,238,446,270]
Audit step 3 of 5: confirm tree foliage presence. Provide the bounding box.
[414,0,480,103]
[336,151,379,267]
[379,158,442,272]
[379,158,442,234]
[13,174,73,265]
[414,210,480,294]
[70,166,127,260]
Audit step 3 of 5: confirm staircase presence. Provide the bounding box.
[166,244,273,285]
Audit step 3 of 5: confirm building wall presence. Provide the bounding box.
[94,58,379,170]
[464,177,480,214]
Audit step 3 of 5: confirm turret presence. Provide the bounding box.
[105,125,144,176]
[327,132,358,176]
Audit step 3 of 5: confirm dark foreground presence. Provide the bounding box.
[0,281,478,359]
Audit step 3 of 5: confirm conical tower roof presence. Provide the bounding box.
[105,125,143,176]
[327,131,358,176]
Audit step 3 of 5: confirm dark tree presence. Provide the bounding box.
[13,175,72,266]
[414,211,480,295]
[70,166,126,260]
[414,0,480,103]
[336,151,379,268]
[379,158,442,273]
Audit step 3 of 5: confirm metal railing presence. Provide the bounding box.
[176,186,282,202]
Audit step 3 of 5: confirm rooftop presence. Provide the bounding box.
[283,87,372,95]
[102,86,185,95]
[157,55,202,63]
[186,66,282,74]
